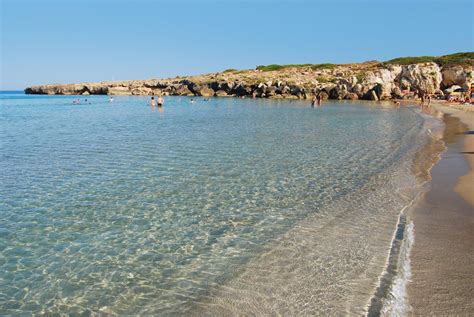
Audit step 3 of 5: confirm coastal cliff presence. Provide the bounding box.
[25,52,473,101]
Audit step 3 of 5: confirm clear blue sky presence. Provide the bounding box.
[1,0,473,90]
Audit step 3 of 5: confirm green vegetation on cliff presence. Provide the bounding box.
[385,52,474,67]
[256,63,337,71]
[256,52,473,72]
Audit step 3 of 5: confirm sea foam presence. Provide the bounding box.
[381,221,414,316]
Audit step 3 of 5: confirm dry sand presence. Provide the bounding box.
[408,104,474,315]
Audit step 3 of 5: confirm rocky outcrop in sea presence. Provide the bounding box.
[25,60,473,101]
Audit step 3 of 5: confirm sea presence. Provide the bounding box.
[0,92,443,315]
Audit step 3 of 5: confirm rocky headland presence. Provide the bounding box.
[25,53,473,101]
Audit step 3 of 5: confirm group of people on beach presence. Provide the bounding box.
[447,94,472,104]
[417,88,473,106]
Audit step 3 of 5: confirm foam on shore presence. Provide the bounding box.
[377,220,414,316]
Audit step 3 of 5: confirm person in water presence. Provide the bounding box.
[150,96,157,107]
[317,94,322,106]
[109,96,114,103]
[157,96,164,106]
[311,94,317,107]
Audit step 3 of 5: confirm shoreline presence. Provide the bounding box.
[407,103,474,314]
[189,104,441,315]
[368,104,446,315]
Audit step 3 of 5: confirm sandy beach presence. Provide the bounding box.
[446,106,474,207]
[408,103,474,314]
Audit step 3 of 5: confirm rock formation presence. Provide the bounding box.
[25,55,473,101]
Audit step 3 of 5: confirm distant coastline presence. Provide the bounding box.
[25,52,473,102]
[0,90,24,94]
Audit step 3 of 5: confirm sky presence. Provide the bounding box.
[1,0,473,90]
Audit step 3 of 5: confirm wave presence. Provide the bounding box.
[381,221,415,316]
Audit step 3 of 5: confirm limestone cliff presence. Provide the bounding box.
[25,53,473,101]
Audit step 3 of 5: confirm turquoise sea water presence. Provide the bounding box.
[0,93,434,314]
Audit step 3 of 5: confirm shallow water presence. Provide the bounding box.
[0,93,435,314]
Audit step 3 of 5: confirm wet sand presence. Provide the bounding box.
[439,105,474,207]
[408,105,474,315]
